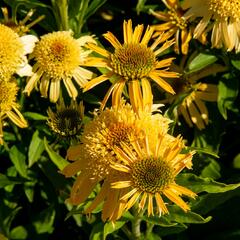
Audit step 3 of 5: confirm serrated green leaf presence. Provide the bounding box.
[188,53,217,73]
[176,173,240,193]
[44,138,68,170]
[9,146,28,178]
[28,130,45,167]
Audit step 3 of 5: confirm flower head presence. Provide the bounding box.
[83,19,178,112]
[23,31,96,102]
[183,0,240,52]
[0,79,28,144]
[47,98,84,140]
[163,55,226,129]
[62,100,172,211]
[1,7,45,36]
[0,24,37,80]
[111,134,196,218]
[151,0,193,54]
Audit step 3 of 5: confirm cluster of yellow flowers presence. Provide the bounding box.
[0,0,238,221]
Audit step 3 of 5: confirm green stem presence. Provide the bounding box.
[145,222,155,239]
[52,0,69,30]
[131,206,144,240]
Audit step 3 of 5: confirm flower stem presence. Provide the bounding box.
[131,206,143,240]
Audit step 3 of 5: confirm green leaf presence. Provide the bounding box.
[233,153,240,169]
[231,59,240,70]
[142,215,178,227]
[201,158,221,180]
[103,220,126,239]
[218,75,239,119]
[44,138,69,170]
[33,205,55,234]
[90,223,104,240]
[9,146,28,178]
[0,174,25,188]
[176,173,240,193]
[191,188,240,215]
[165,206,212,224]
[10,226,28,240]
[188,146,219,159]
[188,53,217,73]
[24,112,48,121]
[28,130,45,167]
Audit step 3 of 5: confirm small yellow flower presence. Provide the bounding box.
[183,0,240,52]
[1,7,45,36]
[23,31,96,102]
[83,19,178,112]
[62,100,172,219]
[111,133,196,218]
[151,0,193,54]
[0,79,28,144]
[0,24,37,80]
[47,98,84,140]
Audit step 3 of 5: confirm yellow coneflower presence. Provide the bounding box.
[178,83,218,130]
[23,31,96,102]
[183,0,240,52]
[47,98,84,140]
[62,100,172,219]
[1,7,45,36]
[0,80,28,144]
[162,55,226,130]
[83,19,178,112]
[111,134,196,218]
[0,23,37,80]
[150,0,193,55]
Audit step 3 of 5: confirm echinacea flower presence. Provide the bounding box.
[150,0,193,54]
[111,133,196,218]
[0,23,37,80]
[1,7,45,36]
[62,100,172,217]
[83,19,178,112]
[183,0,240,52]
[0,79,28,144]
[23,31,96,102]
[162,54,227,130]
[47,98,84,140]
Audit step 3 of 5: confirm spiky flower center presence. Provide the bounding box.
[131,157,175,194]
[110,43,156,80]
[48,108,82,138]
[208,0,240,19]
[33,31,82,80]
[168,9,187,30]
[0,80,18,112]
[106,122,133,147]
[0,24,24,80]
